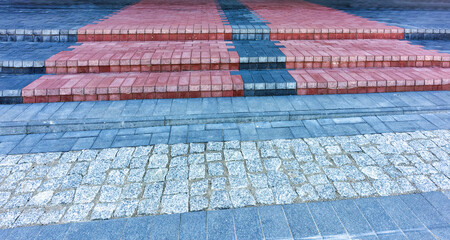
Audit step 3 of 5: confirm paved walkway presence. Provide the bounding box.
[0,191,449,239]
[0,0,138,42]
[0,130,449,229]
[307,0,450,40]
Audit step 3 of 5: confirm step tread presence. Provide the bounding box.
[21,68,450,103]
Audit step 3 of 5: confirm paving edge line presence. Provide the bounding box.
[0,105,449,135]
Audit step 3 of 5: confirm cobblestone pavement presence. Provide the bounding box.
[0,129,448,229]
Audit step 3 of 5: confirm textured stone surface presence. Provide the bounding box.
[0,130,449,228]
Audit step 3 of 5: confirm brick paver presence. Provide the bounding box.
[78,0,232,42]
[242,0,404,40]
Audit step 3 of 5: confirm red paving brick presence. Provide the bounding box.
[45,41,239,74]
[241,0,404,40]
[291,68,450,95]
[78,0,232,41]
[278,40,450,69]
[22,71,245,103]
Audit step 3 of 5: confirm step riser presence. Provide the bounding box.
[45,60,450,74]
[19,68,450,103]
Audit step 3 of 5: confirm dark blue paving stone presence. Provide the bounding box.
[180,211,207,240]
[0,74,41,100]
[408,40,450,53]
[224,129,241,141]
[0,0,138,30]
[307,202,347,238]
[29,103,60,119]
[331,199,375,238]
[0,42,74,61]
[376,232,407,240]
[354,198,400,234]
[421,192,450,223]
[403,230,436,240]
[91,129,118,149]
[31,138,77,153]
[70,102,96,119]
[377,196,427,232]
[5,226,42,240]
[216,0,270,40]
[233,207,263,239]
[427,226,450,240]
[71,137,96,151]
[0,141,17,154]
[384,121,422,132]
[362,116,392,133]
[322,124,361,136]
[290,126,312,138]
[150,132,170,145]
[34,223,70,240]
[239,69,297,91]
[62,130,100,138]
[122,216,153,240]
[303,120,327,137]
[399,194,448,229]
[237,123,258,141]
[283,203,320,239]
[229,42,286,70]
[257,127,293,140]
[112,134,152,148]
[0,228,12,239]
[150,214,180,240]
[188,130,223,143]
[258,205,292,239]
[0,96,22,104]
[207,209,235,240]
[65,219,126,240]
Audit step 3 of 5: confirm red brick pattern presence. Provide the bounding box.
[291,68,450,95]
[279,40,450,69]
[241,0,404,40]
[22,71,244,103]
[78,0,232,41]
[45,41,239,74]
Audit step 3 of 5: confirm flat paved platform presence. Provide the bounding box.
[1,92,449,154]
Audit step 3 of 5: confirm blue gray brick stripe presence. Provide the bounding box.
[1,91,450,154]
[0,191,448,239]
[232,70,296,96]
[217,0,294,95]
[0,0,139,42]
[0,74,42,104]
[306,0,450,40]
[0,111,449,155]
[216,0,271,40]
[0,91,449,133]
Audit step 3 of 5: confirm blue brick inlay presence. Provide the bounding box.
[232,70,296,96]
[0,0,139,42]
[216,0,270,40]
[306,0,450,40]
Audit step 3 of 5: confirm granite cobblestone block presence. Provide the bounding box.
[0,129,448,229]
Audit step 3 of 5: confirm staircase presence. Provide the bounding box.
[2,0,449,103]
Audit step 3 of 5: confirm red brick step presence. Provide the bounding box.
[291,68,450,95]
[22,71,244,103]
